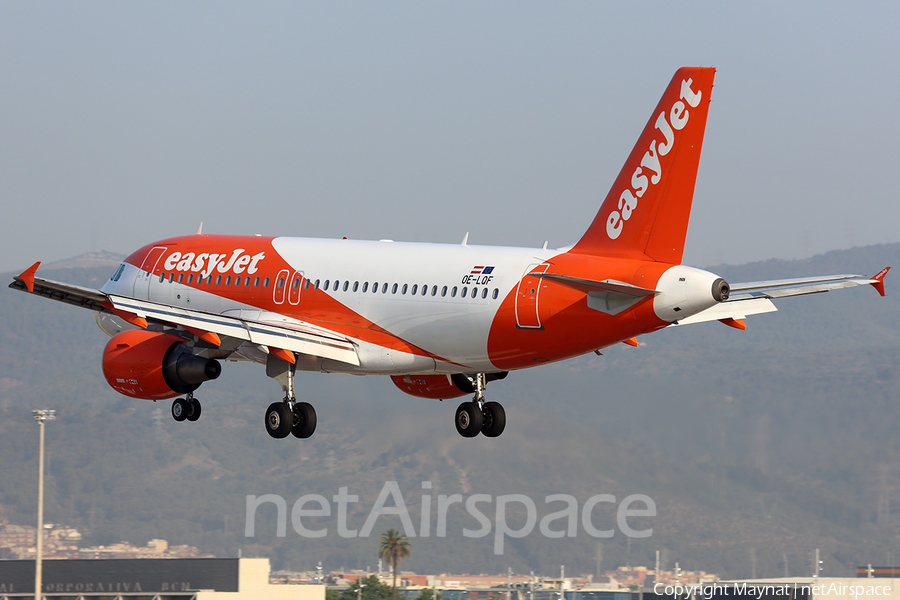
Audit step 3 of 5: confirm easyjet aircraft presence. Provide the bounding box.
[9,67,890,440]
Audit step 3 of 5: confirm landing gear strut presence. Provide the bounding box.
[265,358,317,440]
[171,393,201,422]
[455,373,506,438]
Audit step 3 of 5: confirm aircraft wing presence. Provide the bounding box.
[674,268,890,327]
[10,264,110,312]
[9,262,360,366]
[107,295,359,366]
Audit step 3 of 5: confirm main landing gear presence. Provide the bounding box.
[264,361,317,439]
[455,373,506,438]
[171,393,202,422]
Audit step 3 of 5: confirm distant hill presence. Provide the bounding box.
[1,244,898,579]
[42,251,125,270]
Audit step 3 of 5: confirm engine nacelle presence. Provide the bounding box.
[102,330,221,400]
[391,372,509,400]
[391,374,470,400]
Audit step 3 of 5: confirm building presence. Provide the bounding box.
[0,557,324,600]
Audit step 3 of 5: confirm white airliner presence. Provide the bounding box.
[10,67,889,439]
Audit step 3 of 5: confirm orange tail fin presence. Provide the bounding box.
[572,67,716,264]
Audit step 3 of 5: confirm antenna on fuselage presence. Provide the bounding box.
[196,222,204,235]
[461,232,469,246]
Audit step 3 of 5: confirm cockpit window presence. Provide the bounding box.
[110,264,125,282]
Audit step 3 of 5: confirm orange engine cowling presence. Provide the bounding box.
[390,374,470,400]
[102,330,221,400]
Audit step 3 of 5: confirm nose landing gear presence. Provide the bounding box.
[454,373,506,438]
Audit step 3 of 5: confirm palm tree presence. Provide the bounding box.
[378,528,412,600]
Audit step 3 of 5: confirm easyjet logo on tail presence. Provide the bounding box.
[606,79,703,240]
[162,249,266,278]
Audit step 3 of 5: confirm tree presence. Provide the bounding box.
[340,576,393,600]
[415,589,444,600]
[378,528,412,600]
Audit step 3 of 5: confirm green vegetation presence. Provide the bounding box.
[379,529,411,600]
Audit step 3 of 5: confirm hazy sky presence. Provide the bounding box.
[2,2,898,274]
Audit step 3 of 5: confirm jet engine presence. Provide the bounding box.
[391,372,508,400]
[102,330,221,400]
[391,374,470,400]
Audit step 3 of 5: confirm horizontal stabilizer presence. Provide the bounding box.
[531,272,658,316]
[672,297,777,326]
[530,272,657,297]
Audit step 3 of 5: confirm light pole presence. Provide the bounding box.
[32,409,56,600]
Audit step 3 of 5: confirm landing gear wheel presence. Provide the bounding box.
[481,401,506,437]
[291,402,317,439]
[185,398,202,422]
[265,403,292,439]
[455,402,483,438]
[172,398,188,422]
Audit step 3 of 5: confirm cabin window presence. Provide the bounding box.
[492,288,499,300]
[159,273,165,283]
[324,280,330,291]
[432,286,438,296]
[353,281,359,292]
[225,275,232,286]
[278,277,285,289]
[245,276,251,287]
[333,280,340,291]
[411,284,418,295]
[391,283,398,294]
[216,275,222,286]
[441,286,447,297]
[363,282,369,293]
[176,273,183,284]
[293,278,300,290]
[402,284,408,295]
[343,281,350,292]
[263,277,270,288]
[382,283,388,294]
[198,275,204,285]
[187,274,194,284]
[315,279,320,290]
[422,285,427,296]
[169,273,175,283]
[461,286,467,298]
[451,286,458,298]
[255,276,260,287]
[304,279,311,290]
[371,282,377,293]
[482,288,488,299]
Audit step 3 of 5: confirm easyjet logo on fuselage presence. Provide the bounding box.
[162,249,266,278]
[606,78,702,240]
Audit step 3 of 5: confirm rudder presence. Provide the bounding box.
[572,67,716,264]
